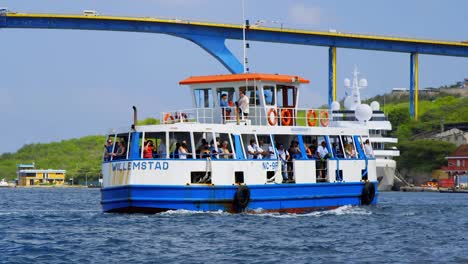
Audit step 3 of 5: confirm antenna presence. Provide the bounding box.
[242,0,249,73]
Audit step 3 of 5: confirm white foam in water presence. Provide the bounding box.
[159,209,229,216]
[252,205,372,218]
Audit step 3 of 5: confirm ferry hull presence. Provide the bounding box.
[101,182,378,213]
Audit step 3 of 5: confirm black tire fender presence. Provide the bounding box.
[234,185,250,211]
[361,182,376,205]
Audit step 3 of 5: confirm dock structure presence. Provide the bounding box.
[2,11,468,119]
[16,163,66,186]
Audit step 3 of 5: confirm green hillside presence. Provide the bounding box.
[371,94,468,182]
[0,135,105,183]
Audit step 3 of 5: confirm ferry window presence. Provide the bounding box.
[277,85,296,108]
[143,132,167,159]
[194,88,213,108]
[272,134,301,159]
[113,133,129,160]
[240,86,260,106]
[329,136,345,158]
[241,134,258,159]
[194,132,215,159]
[216,87,236,106]
[257,134,275,159]
[104,134,116,161]
[169,132,192,159]
[215,133,234,159]
[263,86,275,106]
[341,136,357,159]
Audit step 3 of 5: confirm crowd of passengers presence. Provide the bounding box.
[104,136,374,182]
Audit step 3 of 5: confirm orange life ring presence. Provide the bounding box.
[320,111,330,127]
[163,113,175,124]
[306,110,318,127]
[281,109,292,126]
[267,108,277,126]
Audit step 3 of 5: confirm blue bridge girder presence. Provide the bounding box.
[2,13,468,119]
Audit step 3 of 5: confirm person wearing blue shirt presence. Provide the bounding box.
[220,93,231,122]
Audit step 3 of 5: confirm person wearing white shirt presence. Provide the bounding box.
[247,139,258,159]
[237,91,249,118]
[316,141,329,181]
[276,144,289,183]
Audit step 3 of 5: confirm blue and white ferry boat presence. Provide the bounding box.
[101,73,378,213]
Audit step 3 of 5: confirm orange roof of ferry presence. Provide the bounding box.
[179,73,310,85]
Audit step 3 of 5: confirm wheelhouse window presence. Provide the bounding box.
[277,85,297,108]
[216,87,236,107]
[169,132,192,159]
[240,86,260,106]
[263,86,275,106]
[194,88,213,108]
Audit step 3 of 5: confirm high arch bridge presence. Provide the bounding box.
[2,12,468,119]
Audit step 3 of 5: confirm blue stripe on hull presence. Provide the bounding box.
[101,182,378,213]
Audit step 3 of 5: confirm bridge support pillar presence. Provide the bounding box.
[410,52,419,120]
[328,46,337,109]
[179,34,243,74]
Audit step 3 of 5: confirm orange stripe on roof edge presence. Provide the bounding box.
[179,73,310,85]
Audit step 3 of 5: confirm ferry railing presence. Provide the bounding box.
[223,107,332,127]
[161,108,214,124]
[160,107,332,127]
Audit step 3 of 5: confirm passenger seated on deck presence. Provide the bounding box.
[157,138,166,158]
[210,139,219,159]
[345,143,357,158]
[307,145,316,159]
[113,141,127,160]
[143,140,154,159]
[200,141,211,158]
[219,141,232,159]
[247,139,259,159]
[178,141,189,159]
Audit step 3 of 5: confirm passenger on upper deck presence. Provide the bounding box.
[104,138,113,161]
[143,140,154,159]
[220,94,231,121]
[237,90,249,118]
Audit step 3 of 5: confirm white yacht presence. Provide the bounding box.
[331,67,400,191]
[0,178,10,187]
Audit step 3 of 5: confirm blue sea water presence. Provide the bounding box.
[0,188,467,264]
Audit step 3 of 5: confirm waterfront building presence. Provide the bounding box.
[16,163,66,186]
[441,144,468,177]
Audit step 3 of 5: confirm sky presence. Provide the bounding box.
[0,0,467,154]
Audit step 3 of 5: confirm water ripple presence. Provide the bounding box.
[1,189,468,263]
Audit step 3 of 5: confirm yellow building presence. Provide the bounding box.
[17,163,66,186]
